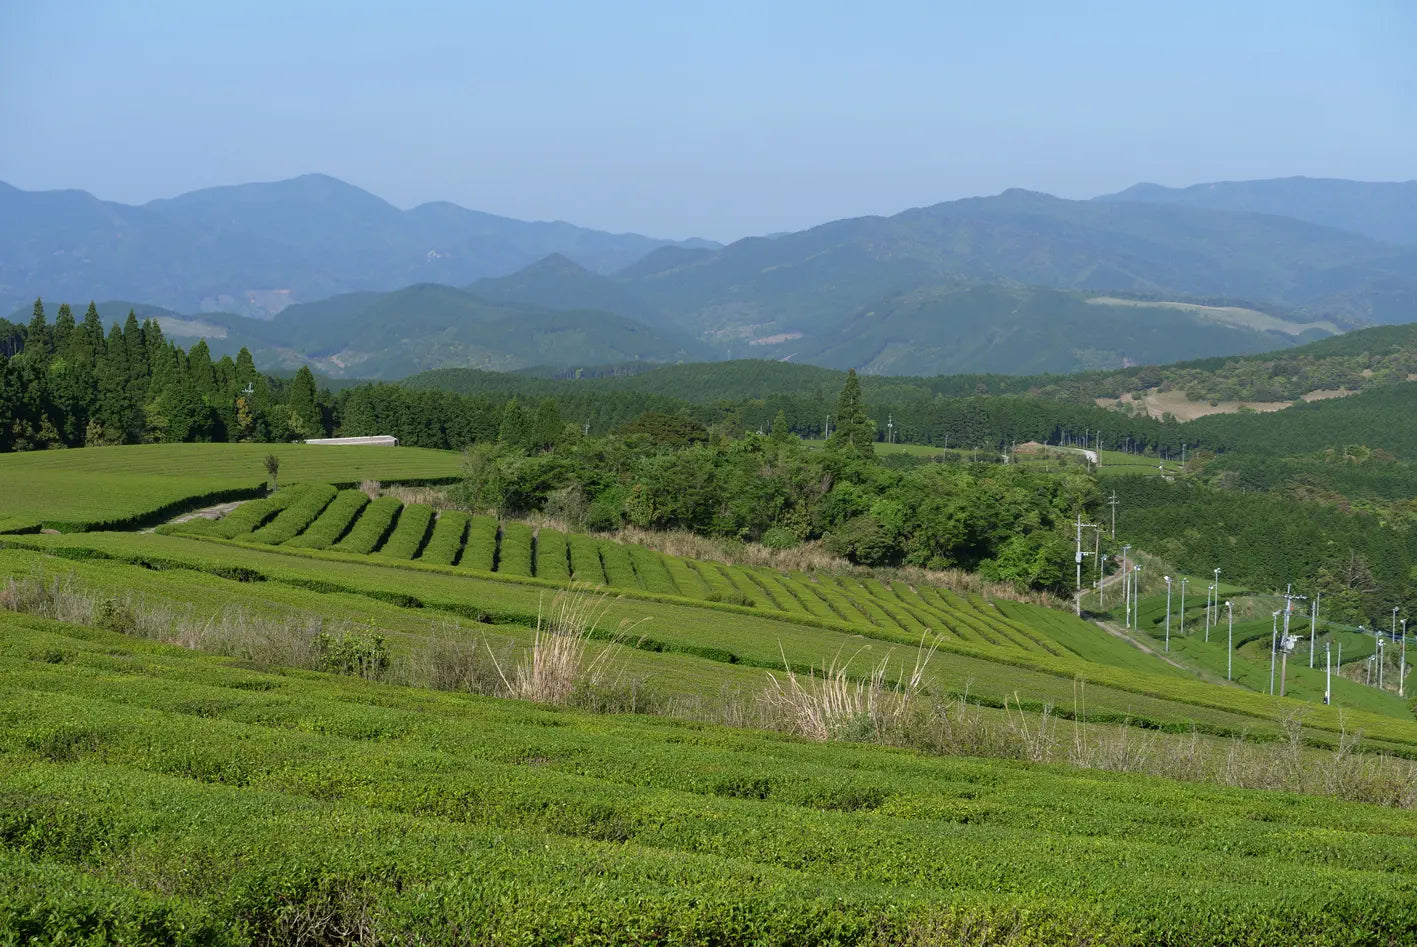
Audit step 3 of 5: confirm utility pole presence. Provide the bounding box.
[1164,575,1173,653]
[1121,544,1132,627]
[1324,641,1332,705]
[1073,513,1098,617]
[887,413,894,445]
[1132,565,1141,629]
[1401,618,1407,698]
[1212,568,1221,629]
[823,414,830,439]
[1179,577,1188,638]
[1205,584,1215,642]
[1108,491,1118,539]
[1226,601,1234,681]
[1269,611,1279,695]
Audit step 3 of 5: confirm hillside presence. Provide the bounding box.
[205,283,706,376]
[12,175,1417,377]
[0,175,716,317]
[603,188,1417,342]
[1097,177,1417,247]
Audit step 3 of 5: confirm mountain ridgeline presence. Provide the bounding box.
[6,175,1417,378]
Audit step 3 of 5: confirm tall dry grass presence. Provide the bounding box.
[6,570,1417,808]
[761,638,937,741]
[487,586,639,706]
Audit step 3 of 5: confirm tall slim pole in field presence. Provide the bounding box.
[1269,612,1279,696]
[1179,577,1187,638]
[1207,584,1218,643]
[1212,568,1221,625]
[1132,566,1142,630]
[1325,641,1332,706]
[1226,601,1234,681]
[1400,619,1407,698]
[1164,576,1173,653]
[1109,491,1118,539]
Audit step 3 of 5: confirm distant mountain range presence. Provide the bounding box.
[7,174,1417,378]
[0,174,716,317]
[1095,177,1417,248]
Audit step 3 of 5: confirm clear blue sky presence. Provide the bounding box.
[2,0,1414,242]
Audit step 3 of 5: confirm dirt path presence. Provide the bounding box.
[143,500,245,533]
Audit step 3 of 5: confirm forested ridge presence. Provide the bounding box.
[0,301,330,451]
[5,297,1417,613]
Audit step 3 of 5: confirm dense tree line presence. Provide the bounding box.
[0,300,330,450]
[1114,476,1416,624]
[443,372,1097,593]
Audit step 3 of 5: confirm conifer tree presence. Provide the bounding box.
[287,365,322,438]
[826,369,874,464]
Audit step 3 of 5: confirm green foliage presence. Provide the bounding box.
[314,628,390,678]
[331,496,402,555]
[497,521,534,577]
[284,489,369,549]
[534,527,571,582]
[246,483,338,545]
[567,533,607,584]
[374,503,435,560]
[419,511,468,565]
[0,442,462,534]
[6,610,1417,945]
[460,516,499,572]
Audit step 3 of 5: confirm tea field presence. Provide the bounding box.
[0,443,463,533]
[3,611,1416,945]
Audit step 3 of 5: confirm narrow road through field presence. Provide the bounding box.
[144,500,245,532]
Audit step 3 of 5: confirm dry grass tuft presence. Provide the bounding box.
[761,638,937,741]
[487,585,638,706]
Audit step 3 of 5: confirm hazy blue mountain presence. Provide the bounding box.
[608,189,1417,341]
[1095,178,1417,247]
[468,254,664,324]
[202,283,704,378]
[0,175,718,317]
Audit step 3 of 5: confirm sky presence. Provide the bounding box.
[2,0,1415,243]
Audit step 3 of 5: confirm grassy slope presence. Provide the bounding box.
[0,443,463,532]
[3,611,1417,945]
[7,529,1417,752]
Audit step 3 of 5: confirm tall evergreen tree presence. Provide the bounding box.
[826,369,875,464]
[287,365,322,438]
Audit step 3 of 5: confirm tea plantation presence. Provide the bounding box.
[4,451,1417,943]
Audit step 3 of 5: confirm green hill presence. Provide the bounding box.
[209,283,705,377]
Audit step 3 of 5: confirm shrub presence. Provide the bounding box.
[760,526,800,550]
[314,629,390,679]
[247,484,338,545]
[375,503,435,560]
[460,516,499,571]
[332,496,402,555]
[535,528,572,583]
[285,490,369,549]
[419,512,469,565]
[497,522,534,577]
[568,534,607,584]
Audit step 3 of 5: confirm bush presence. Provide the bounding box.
[419,511,469,565]
[460,516,499,571]
[247,484,338,545]
[760,526,800,550]
[497,522,534,577]
[376,503,435,560]
[332,496,402,555]
[535,528,572,582]
[285,490,369,549]
[568,534,607,584]
[314,629,390,679]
